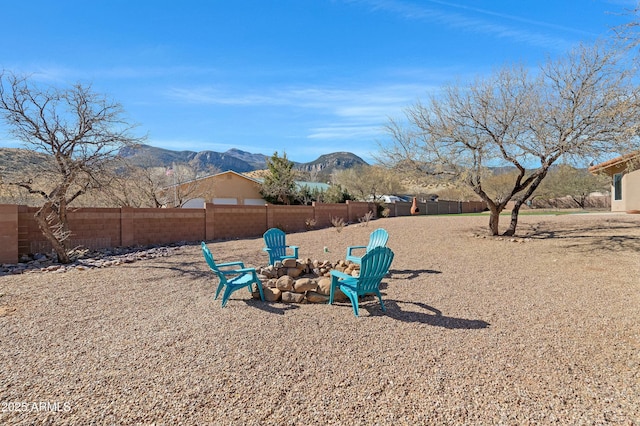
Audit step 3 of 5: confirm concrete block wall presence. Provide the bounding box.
[267,205,314,233]
[123,207,205,246]
[67,208,123,250]
[0,205,18,264]
[206,204,267,240]
[18,206,46,255]
[312,203,349,228]
[347,200,376,223]
[1,199,486,264]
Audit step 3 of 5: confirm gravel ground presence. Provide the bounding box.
[0,213,639,425]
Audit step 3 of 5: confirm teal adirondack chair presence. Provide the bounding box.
[263,228,299,265]
[330,246,394,317]
[345,228,389,264]
[201,242,264,307]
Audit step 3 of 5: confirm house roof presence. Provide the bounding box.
[588,152,640,174]
[250,178,330,191]
[296,181,330,191]
[163,170,261,190]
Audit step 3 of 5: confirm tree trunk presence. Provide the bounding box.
[488,206,500,235]
[34,204,71,264]
[504,201,523,236]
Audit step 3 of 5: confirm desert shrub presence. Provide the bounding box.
[331,216,345,232]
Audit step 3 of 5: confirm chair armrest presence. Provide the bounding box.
[330,270,352,280]
[220,267,255,275]
[217,261,245,268]
[346,245,366,254]
[289,245,299,250]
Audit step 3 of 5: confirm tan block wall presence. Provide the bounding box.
[206,204,266,240]
[313,203,349,228]
[347,200,377,223]
[0,205,18,264]
[267,205,314,233]
[3,199,486,264]
[67,208,123,249]
[124,208,205,246]
[18,206,45,255]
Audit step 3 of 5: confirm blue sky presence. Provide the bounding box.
[0,1,635,164]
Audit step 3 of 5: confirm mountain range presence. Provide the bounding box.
[0,144,369,179]
[117,144,369,176]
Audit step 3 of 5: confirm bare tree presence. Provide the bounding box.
[0,72,144,263]
[536,164,610,208]
[332,165,405,202]
[163,163,205,207]
[381,43,640,235]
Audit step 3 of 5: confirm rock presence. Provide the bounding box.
[265,278,278,288]
[332,288,349,302]
[259,265,277,279]
[316,277,332,295]
[293,278,317,293]
[287,267,303,278]
[282,258,298,268]
[275,275,294,291]
[262,286,281,302]
[306,291,329,303]
[281,291,305,303]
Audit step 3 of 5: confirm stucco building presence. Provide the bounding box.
[589,152,640,212]
[173,171,265,208]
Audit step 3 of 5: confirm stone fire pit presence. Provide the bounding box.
[253,258,360,303]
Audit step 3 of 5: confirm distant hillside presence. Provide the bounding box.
[117,144,368,177]
[0,148,52,177]
[296,152,368,174]
[0,145,370,180]
[117,144,262,173]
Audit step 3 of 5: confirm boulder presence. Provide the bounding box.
[265,278,278,288]
[306,291,329,303]
[293,278,317,292]
[276,275,294,291]
[316,277,332,295]
[282,258,298,268]
[262,286,281,302]
[281,291,305,303]
[287,267,303,278]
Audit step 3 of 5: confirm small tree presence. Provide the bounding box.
[0,72,143,262]
[321,183,353,203]
[260,152,297,204]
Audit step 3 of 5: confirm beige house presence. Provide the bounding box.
[171,170,265,208]
[589,152,640,212]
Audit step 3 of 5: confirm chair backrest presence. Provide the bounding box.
[366,228,389,253]
[201,242,227,283]
[356,246,394,295]
[263,228,288,257]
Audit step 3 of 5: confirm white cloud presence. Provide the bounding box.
[348,0,582,51]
